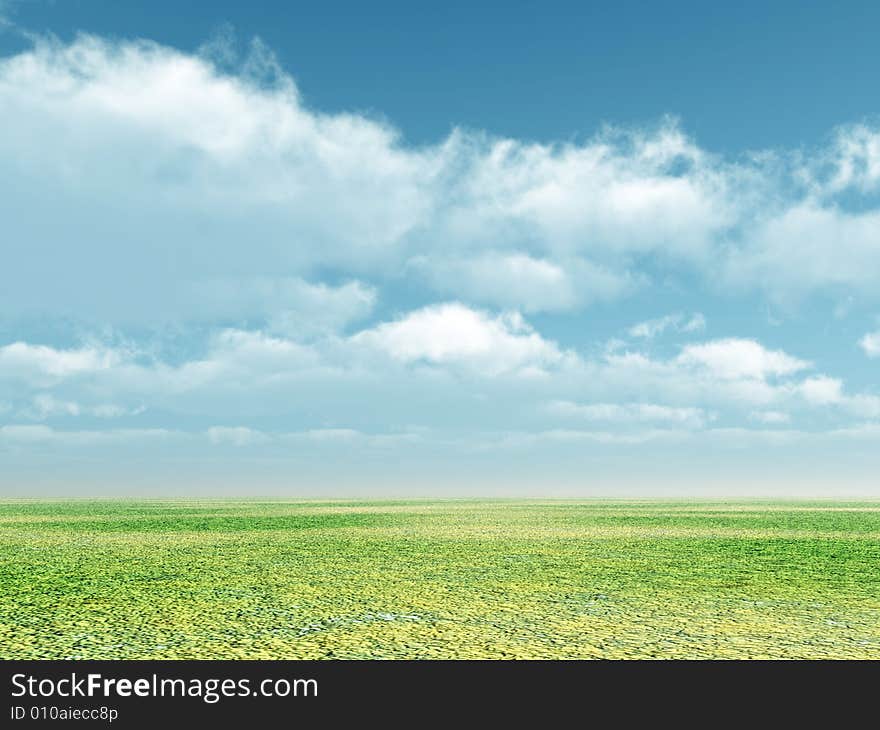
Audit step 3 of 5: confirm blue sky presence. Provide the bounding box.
[1,2,879,495]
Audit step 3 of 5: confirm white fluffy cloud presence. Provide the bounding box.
[0,35,433,323]
[797,376,844,405]
[726,205,880,302]
[675,338,809,380]
[437,123,735,262]
[3,323,872,430]
[860,331,880,358]
[789,376,880,418]
[351,302,571,375]
[3,33,880,328]
[0,342,123,382]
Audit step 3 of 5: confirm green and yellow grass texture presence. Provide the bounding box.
[1,499,878,659]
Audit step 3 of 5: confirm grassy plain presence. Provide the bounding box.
[1,499,878,659]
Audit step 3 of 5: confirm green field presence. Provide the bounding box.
[1,499,878,659]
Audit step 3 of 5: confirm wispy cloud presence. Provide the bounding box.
[749,410,791,425]
[628,312,706,339]
[546,400,709,428]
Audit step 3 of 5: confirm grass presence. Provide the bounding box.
[1,499,878,659]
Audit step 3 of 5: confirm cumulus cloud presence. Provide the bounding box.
[164,328,322,388]
[3,322,871,435]
[860,331,880,358]
[797,376,844,405]
[0,34,432,323]
[792,378,880,419]
[592,339,860,414]
[351,302,571,375]
[467,123,729,250]
[726,205,880,303]
[676,338,809,380]
[0,342,124,382]
[4,33,880,328]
